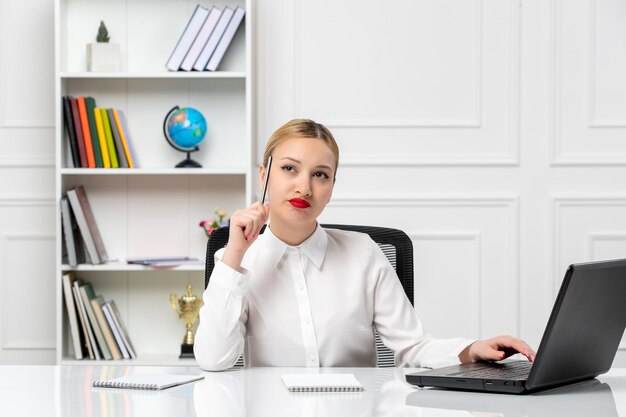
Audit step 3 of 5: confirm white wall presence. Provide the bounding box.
[0,0,624,366]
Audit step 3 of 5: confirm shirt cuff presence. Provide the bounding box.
[208,257,250,296]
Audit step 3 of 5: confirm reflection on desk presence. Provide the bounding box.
[0,366,624,417]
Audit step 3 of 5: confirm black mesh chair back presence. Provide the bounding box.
[204,224,414,367]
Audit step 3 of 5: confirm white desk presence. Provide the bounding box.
[0,366,624,417]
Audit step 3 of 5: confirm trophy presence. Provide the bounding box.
[169,284,203,358]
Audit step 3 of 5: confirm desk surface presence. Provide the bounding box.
[0,365,624,417]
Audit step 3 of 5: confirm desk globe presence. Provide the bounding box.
[163,106,207,167]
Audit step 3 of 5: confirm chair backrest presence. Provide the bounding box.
[204,224,414,367]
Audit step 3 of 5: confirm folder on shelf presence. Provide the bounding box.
[91,295,123,360]
[107,108,128,168]
[73,279,99,360]
[100,108,119,168]
[93,107,111,168]
[70,98,88,168]
[85,97,103,168]
[62,96,80,168]
[112,109,134,168]
[102,300,135,359]
[79,282,113,360]
[193,6,234,71]
[66,185,108,264]
[166,4,211,71]
[62,272,85,360]
[77,97,96,168]
[180,6,221,71]
[116,110,139,168]
[60,197,85,266]
[206,6,245,71]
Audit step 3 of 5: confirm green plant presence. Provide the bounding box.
[96,21,110,43]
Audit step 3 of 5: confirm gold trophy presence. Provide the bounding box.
[169,284,203,358]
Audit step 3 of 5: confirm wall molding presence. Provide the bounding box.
[0,155,55,168]
[291,0,520,167]
[0,233,55,350]
[550,0,626,166]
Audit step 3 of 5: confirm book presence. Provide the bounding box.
[93,374,204,390]
[107,108,128,168]
[77,97,96,168]
[66,187,100,264]
[165,4,210,71]
[281,374,364,392]
[72,279,98,360]
[101,302,130,359]
[93,107,111,168]
[60,197,85,266]
[193,7,234,71]
[62,272,84,360]
[79,282,112,360]
[91,296,123,360]
[70,98,87,167]
[85,97,103,168]
[117,110,139,168]
[206,6,245,71]
[105,299,136,359]
[112,109,134,168]
[180,6,221,71]
[62,96,80,167]
[100,108,119,168]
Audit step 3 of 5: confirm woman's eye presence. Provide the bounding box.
[314,171,330,180]
[281,165,295,173]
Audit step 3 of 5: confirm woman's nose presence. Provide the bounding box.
[295,175,312,197]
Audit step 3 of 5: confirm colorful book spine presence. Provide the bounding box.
[93,108,111,168]
[70,98,87,167]
[62,96,80,167]
[100,109,119,168]
[112,109,134,168]
[117,110,139,168]
[107,108,128,168]
[77,97,96,168]
[85,97,103,168]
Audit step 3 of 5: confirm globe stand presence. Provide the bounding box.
[163,105,206,169]
[176,150,202,168]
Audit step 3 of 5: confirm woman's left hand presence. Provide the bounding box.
[459,336,536,363]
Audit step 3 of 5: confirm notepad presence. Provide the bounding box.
[93,373,204,390]
[281,374,364,392]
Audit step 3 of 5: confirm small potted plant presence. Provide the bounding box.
[199,208,229,237]
[87,21,121,71]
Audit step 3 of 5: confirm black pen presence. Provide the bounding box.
[261,155,272,204]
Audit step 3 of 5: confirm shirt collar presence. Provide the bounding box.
[260,223,328,269]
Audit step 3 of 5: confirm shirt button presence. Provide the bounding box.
[310,355,316,362]
[305,319,311,325]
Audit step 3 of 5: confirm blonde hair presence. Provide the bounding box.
[262,119,339,179]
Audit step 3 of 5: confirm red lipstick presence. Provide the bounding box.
[289,198,311,209]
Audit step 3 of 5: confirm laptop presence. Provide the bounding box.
[406,258,626,394]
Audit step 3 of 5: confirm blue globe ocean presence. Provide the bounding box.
[166,107,207,149]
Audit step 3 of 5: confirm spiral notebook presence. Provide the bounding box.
[281,374,364,392]
[93,373,204,390]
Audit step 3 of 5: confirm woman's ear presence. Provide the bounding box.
[259,164,266,191]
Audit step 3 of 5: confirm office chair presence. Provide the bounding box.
[204,224,414,367]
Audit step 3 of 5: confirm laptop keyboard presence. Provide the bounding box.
[451,361,533,380]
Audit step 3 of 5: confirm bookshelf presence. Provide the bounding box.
[54,0,253,365]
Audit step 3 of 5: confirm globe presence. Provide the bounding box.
[163,106,207,167]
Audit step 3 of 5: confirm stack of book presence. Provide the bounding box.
[166,4,245,72]
[62,272,136,360]
[61,185,108,266]
[62,96,137,169]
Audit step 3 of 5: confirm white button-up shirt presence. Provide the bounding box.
[195,225,473,371]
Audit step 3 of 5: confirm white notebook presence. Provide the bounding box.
[281,374,364,392]
[93,373,204,390]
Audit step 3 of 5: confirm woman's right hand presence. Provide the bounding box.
[221,202,269,272]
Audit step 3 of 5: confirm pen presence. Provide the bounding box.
[261,155,272,205]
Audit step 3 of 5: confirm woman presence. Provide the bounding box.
[194,119,535,371]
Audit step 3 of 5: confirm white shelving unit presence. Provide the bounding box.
[54,0,253,365]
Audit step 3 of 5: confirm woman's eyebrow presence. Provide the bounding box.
[280,157,332,171]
